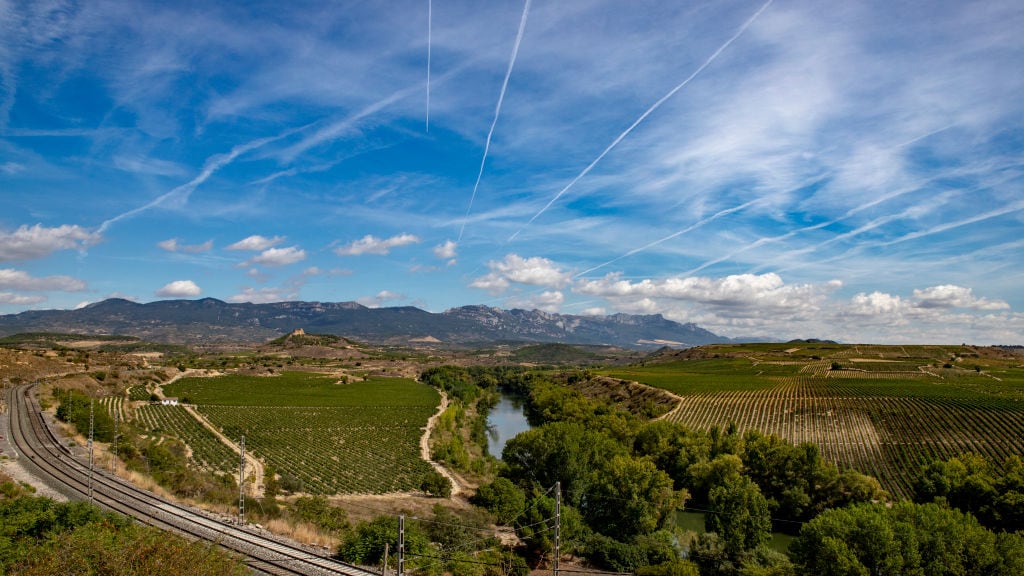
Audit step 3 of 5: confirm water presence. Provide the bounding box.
[676,510,795,554]
[486,394,532,458]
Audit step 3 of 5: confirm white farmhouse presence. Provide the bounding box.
[161,397,180,406]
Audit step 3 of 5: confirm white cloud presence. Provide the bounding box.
[912,285,1009,310]
[227,235,285,251]
[357,290,405,308]
[581,307,607,316]
[434,240,457,260]
[0,292,47,305]
[157,238,213,253]
[470,254,573,294]
[0,268,87,292]
[848,291,905,317]
[227,286,298,304]
[246,246,307,266]
[506,290,565,313]
[574,272,837,312]
[335,233,421,256]
[0,224,101,261]
[155,280,202,297]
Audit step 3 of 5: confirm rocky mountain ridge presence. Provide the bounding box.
[0,298,729,348]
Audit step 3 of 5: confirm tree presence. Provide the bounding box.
[791,501,1024,576]
[419,469,452,498]
[583,455,685,538]
[470,478,526,525]
[706,476,771,559]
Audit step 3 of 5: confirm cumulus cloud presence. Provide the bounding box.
[506,290,565,313]
[0,268,87,291]
[155,280,202,297]
[335,233,421,256]
[471,254,573,294]
[433,240,457,260]
[246,246,307,266]
[157,238,213,253]
[912,285,1009,310]
[848,291,904,316]
[574,272,839,312]
[357,290,405,308]
[0,224,101,261]
[227,235,285,251]
[0,292,47,305]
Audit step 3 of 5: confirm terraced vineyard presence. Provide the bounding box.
[164,372,439,494]
[604,343,1024,497]
[134,404,238,473]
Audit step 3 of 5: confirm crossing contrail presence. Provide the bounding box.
[97,132,293,234]
[575,197,767,278]
[457,0,533,242]
[508,0,774,242]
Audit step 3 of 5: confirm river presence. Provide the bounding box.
[485,393,532,458]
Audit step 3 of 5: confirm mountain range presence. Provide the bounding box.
[0,298,729,349]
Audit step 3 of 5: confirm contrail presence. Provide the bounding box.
[457,0,533,242]
[508,0,774,242]
[98,132,292,234]
[575,197,767,278]
[426,0,432,132]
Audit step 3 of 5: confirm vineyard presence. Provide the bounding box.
[134,404,239,474]
[163,372,440,494]
[603,343,1024,497]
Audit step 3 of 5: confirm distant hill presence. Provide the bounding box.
[0,298,729,349]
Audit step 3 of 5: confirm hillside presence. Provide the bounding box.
[0,298,729,349]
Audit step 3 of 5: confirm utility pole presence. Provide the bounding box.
[88,399,95,503]
[238,435,246,525]
[111,407,118,473]
[398,515,405,576]
[553,481,561,576]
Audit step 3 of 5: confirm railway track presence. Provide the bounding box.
[5,384,379,576]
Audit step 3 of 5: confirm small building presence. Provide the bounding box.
[161,397,180,406]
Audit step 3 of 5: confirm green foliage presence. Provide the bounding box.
[292,496,349,533]
[54,389,115,442]
[470,478,526,525]
[419,469,452,498]
[0,491,244,575]
[791,501,1024,576]
[584,530,680,572]
[914,453,1024,533]
[706,476,772,558]
[502,421,626,509]
[337,516,433,570]
[421,365,481,403]
[583,454,684,538]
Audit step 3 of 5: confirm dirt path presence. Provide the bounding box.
[182,404,265,497]
[154,370,264,497]
[420,390,469,497]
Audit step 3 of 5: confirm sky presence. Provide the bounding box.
[1,0,1023,344]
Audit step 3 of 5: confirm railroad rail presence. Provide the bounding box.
[5,384,379,576]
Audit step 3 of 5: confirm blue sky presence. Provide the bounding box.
[2,0,1023,344]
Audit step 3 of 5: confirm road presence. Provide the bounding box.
[5,383,380,576]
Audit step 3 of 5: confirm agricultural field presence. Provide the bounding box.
[164,372,440,494]
[134,404,239,474]
[602,343,1024,497]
